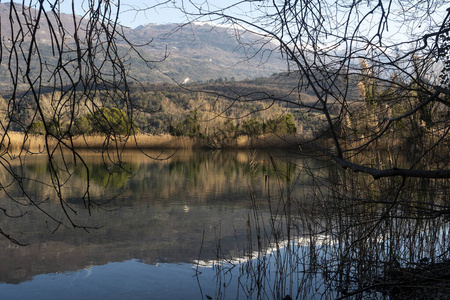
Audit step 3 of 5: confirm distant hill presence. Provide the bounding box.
[0,3,287,91]
[121,22,286,83]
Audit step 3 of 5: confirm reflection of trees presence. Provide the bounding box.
[0,154,139,239]
[0,150,317,224]
[126,150,305,205]
[74,161,139,191]
[0,150,323,284]
[209,153,450,299]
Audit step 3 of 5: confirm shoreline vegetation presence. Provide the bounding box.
[1,132,307,153]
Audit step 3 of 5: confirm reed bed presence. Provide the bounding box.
[0,132,305,153]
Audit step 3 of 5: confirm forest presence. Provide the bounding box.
[1,74,328,149]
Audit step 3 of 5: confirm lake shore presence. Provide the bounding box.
[1,132,307,153]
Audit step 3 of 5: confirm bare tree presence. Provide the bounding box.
[0,0,447,247]
[178,0,450,179]
[171,2,450,297]
[0,0,156,243]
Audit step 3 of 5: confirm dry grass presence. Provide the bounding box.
[72,134,201,150]
[0,132,305,154]
[0,132,48,153]
[0,133,199,153]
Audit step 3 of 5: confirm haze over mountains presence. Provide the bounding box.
[123,22,286,83]
[0,2,287,90]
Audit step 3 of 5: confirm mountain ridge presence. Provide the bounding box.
[121,22,286,83]
[0,3,286,90]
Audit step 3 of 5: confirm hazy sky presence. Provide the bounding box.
[117,0,257,28]
[56,0,257,28]
[53,0,443,46]
[117,1,187,27]
[56,0,241,28]
[55,0,186,28]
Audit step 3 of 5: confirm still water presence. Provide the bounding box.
[2,149,447,299]
[0,149,325,299]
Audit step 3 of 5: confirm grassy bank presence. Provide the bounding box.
[0,132,305,153]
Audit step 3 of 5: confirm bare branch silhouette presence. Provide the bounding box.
[177,0,450,179]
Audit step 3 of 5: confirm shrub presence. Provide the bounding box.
[75,108,139,136]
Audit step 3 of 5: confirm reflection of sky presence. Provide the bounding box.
[0,260,213,300]
[195,234,335,267]
[0,246,333,300]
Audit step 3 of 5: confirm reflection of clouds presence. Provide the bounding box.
[193,234,335,268]
[83,265,93,278]
[69,265,93,286]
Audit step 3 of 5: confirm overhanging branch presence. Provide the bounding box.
[313,143,450,179]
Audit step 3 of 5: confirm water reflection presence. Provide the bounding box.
[1,149,447,299]
[205,152,450,299]
[0,260,220,300]
[0,150,321,290]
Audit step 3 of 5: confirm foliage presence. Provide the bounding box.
[265,114,297,135]
[29,121,46,135]
[29,118,66,137]
[75,108,139,136]
[169,110,297,148]
[74,116,93,135]
[241,118,264,136]
[203,119,240,148]
[169,110,202,138]
[239,114,296,136]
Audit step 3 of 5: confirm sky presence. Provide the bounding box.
[116,1,188,27]
[52,0,275,30]
[52,0,447,49]
[56,0,246,29]
[53,0,187,28]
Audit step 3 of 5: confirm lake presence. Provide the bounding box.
[0,149,448,299]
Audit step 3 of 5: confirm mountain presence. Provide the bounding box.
[0,3,287,91]
[121,22,286,83]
